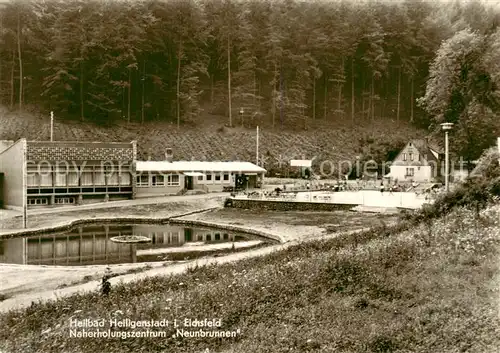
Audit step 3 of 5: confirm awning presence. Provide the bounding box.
[183,172,205,177]
[241,173,258,176]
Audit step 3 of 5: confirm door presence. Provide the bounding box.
[185,176,193,190]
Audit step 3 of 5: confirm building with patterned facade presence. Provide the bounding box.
[0,139,136,209]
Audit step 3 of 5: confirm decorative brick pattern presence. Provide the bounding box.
[27,143,134,161]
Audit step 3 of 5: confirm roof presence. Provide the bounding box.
[136,161,267,173]
[399,139,440,165]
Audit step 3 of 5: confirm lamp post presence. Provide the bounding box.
[441,122,454,192]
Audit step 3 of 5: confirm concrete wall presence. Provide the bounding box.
[0,237,26,264]
[0,139,26,209]
[233,190,429,210]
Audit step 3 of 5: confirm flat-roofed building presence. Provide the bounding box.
[0,139,136,209]
[134,160,266,197]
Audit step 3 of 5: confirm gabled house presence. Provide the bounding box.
[385,139,443,183]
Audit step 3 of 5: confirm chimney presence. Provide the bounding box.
[165,148,173,162]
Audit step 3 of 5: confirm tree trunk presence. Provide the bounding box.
[337,57,344,114]
[127,69,131,123]
[17,11,23,110]
[177,42,182,128]
[351,57,354,122]
[0,15,2,105]
[396,66,401,122]
[141,60,145,124]
[323,74,327,120]
[361,74,365,119]
[210,75,214,104]
[227,35,232,127]
[312,76,316,120]
[10,48,15,110]
[272,61,277,128]
[410,77,414,122]
[370,75,374,121]
[80,61,84,121]
[253,70,256,108]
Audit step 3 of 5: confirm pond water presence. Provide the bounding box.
[0,223,272,266]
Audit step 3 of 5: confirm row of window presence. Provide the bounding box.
[406,168,415,176]
[27,172,132,187]
[198,173,231,182]
[402,153,415,161]
[27,197,76,205]
[136,174,180,187]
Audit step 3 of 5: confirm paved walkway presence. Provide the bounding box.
[0,193,228,220]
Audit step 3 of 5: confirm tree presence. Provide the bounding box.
[418,28,500,164]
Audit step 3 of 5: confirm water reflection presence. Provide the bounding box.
[0,224,263,266]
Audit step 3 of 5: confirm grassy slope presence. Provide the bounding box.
[0,106,424,164]
[0,204,499,353]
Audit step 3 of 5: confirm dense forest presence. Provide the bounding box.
[0,0,499,161]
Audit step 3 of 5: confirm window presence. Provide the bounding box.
[166,174,180,186]
[107,172,119,186]
[55,172,67,186]
[206,174,212,181]
[198,175,204,181]
[136,175,149,187]
[27,172,39,187]
[120,172,131,186]
[406,168,414,177]
[403,153,407,161]
[40,173,53,187]
[223,173,229,181]
[67,172,79,186]
[152,175,165,187]
[94,172,105,186]
[55,197,75,204]
[215,173,221,181]
[409,153,414,161]
[81,172,93,186]
[28,198,48,205]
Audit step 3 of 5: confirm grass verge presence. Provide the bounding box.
[0,203,499,353]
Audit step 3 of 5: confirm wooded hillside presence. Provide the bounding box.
[1,0,499,130]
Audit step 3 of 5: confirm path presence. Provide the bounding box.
[0,192,228,220]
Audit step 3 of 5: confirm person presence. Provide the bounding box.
[380,182,385,194]
[306,182,310,190]
[389,184,394,194]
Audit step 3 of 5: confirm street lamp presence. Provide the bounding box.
[441,122,454,192]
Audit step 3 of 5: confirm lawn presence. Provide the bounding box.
[1,203,498,353]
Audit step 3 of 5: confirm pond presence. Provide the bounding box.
[0,223,273,266]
